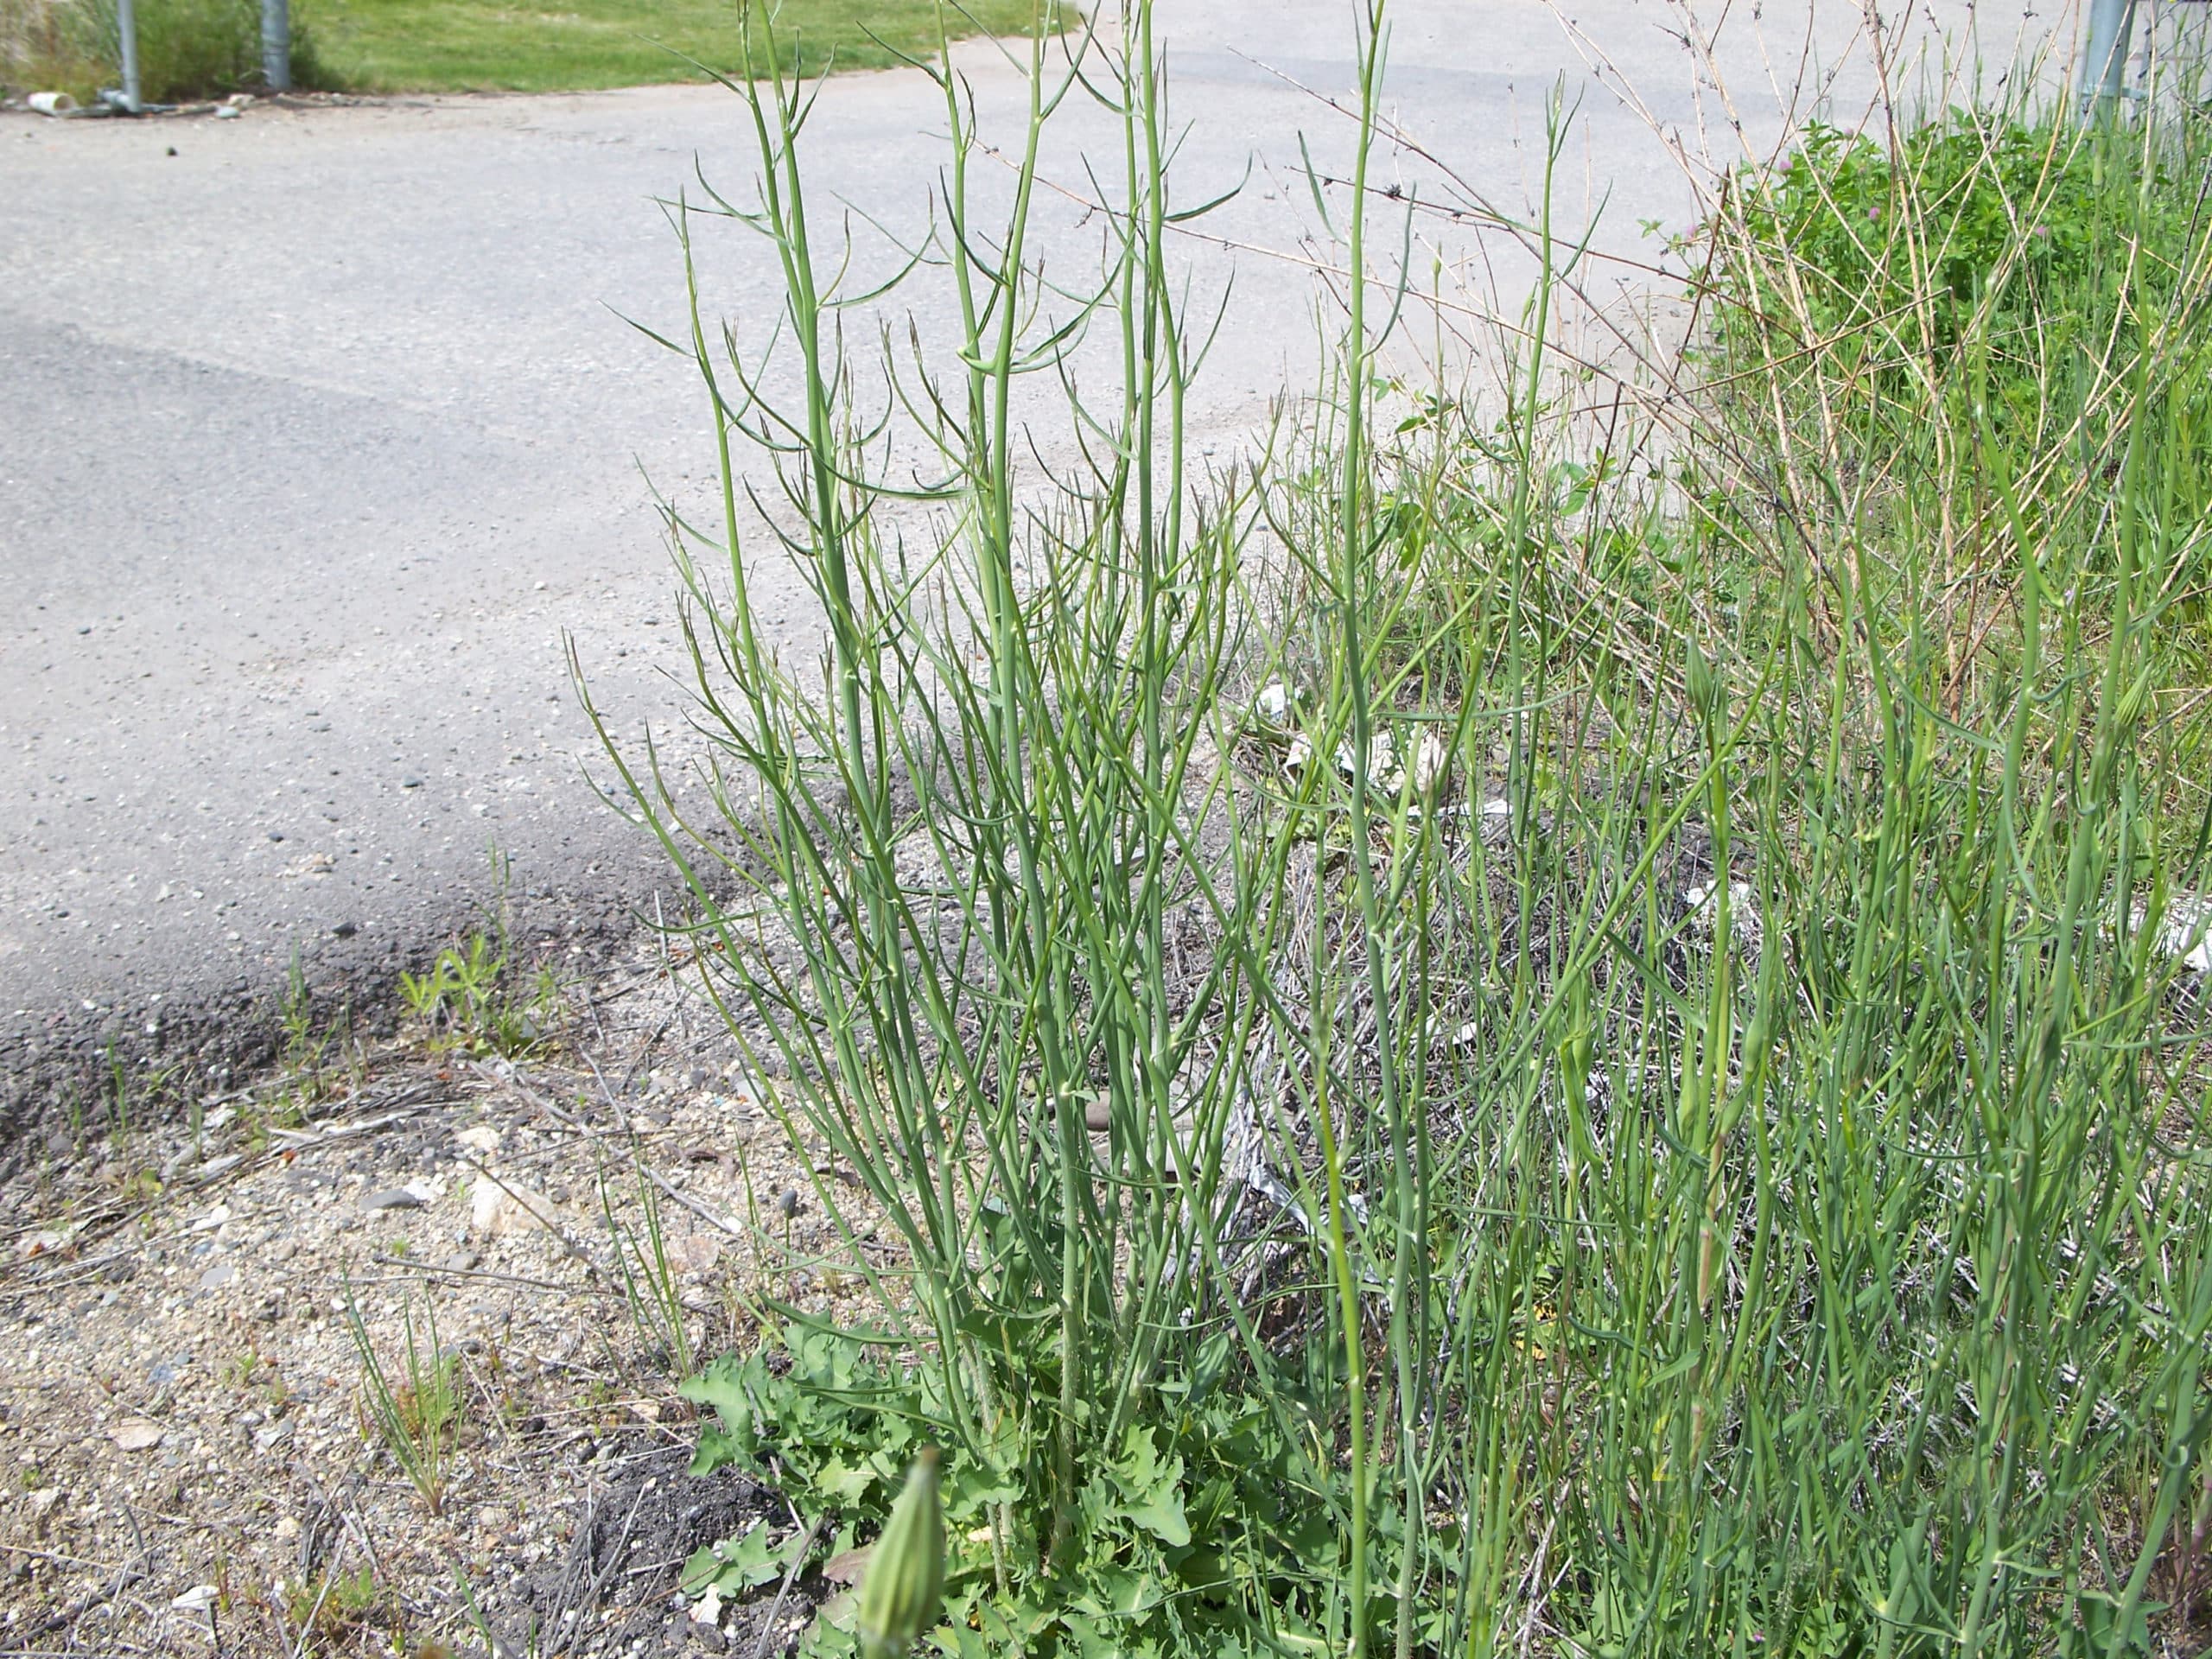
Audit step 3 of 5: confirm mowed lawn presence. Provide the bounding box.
[292,0,1058,92]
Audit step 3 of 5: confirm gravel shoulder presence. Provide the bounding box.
[0,930,868,1656]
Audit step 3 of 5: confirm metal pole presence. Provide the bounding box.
[114,0,142,111]
[261,0,291,92]
[2083,0,2137,116]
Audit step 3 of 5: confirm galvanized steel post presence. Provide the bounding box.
[114,0,142,111]
[262,0,291,91]
[2083,0,2137,115]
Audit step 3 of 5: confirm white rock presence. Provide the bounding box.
[469,1175,556,1238]
[1408,731,1450,794]
[670,1232,721,1273]
[15,1228,72,1262]
[2143,893,2212,972]
[1684,880,1761,948]
[111,1418,164,1452]
[170,1585,218,1613]
[455,1123,501,1156]
[1336,729,1397,788]
[1285,726,1433,798]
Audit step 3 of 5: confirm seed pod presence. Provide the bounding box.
[857,1447,944,1659]
[2113,667,2155,734]
[1684,641,1722,727]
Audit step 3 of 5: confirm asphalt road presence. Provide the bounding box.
[1,0,2046,1109]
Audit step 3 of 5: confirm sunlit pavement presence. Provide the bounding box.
[0,0,2044,1100]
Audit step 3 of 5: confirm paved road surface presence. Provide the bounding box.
[1,0,2046,1107]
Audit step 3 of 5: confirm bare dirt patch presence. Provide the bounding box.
[0,930,866,1656]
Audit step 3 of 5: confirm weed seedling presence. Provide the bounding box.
[277,948,359,1108]
[343,1281,461,1515]
[283,1562,385,1649]
[600,1158,694,1376]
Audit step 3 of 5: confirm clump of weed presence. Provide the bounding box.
[282,1562,390,1650]
[344,1283,462,1516]
[278,948,359,1104]
[606,2,2212,1655]
[600,1158,696,1377]
[399,853,564,1058]
[400,932,558,1057]
[1718,100,2212,505]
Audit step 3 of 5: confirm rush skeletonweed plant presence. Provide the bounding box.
[592,2,2212,1654]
